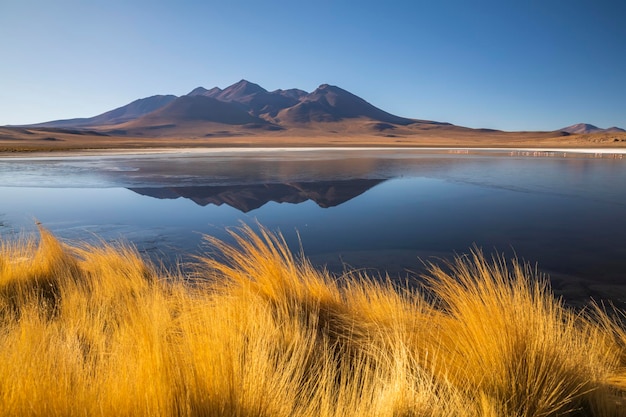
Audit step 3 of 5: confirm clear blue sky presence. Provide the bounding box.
[1,0,625,131]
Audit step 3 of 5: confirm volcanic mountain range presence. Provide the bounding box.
[3,79,624,149]
[30,80,425,135]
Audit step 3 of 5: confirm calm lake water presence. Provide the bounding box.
[2,148,625,305]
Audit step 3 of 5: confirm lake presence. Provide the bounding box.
[2,148,626,306]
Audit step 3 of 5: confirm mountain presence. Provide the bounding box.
[275,84,414,125]
[187,86,222,97]
[273,88,308,101]
[561,123,626,134]
[15,82,625,142]
[190,80,306,117]
[32,95,177,128]
[129,178,386,212]
[21,80,423,134]
[126,95,263,126]
[215,79,267,102]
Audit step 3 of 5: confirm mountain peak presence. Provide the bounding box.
[187,86,222,97]
[561,123,625,134]
[217,79,267,101]
[277,83,414,125]
[314,83,343,93]
[561,123,600,134]
[272,88,308,100]
[234,79,256,87]
[188,87,208,96]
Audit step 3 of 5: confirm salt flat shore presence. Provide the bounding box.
[1,146,625,160]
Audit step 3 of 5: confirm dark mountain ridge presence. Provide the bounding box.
[129,178,386,213]
[130,95,263,125]
[276,84,414,125]
[23,80,425,132]
[188,80,310,118]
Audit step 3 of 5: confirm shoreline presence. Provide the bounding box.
[2,145,626,159]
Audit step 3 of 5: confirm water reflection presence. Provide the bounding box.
[129,179,386,212]
[1,149,626,307]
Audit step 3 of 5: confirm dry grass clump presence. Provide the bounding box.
[1,226,625,416]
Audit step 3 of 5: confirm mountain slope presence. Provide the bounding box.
[126,95,262,125]
[32,95,177,128]
[272,88,308,101]
[215,79,267,102]
[561,123,626,134]
[276,84,414,125]
[187,86,222,97]
[219,80,304,116]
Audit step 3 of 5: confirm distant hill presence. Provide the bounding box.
[561,123,626,134]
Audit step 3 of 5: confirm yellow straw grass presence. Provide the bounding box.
[0,225,625,416]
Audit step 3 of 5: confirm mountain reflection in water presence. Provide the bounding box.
[128,179,386,212]
[2,149,626,307]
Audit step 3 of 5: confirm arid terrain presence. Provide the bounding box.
[2,80,625,154]
[3,125,626,154]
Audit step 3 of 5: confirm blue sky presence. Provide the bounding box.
[1,0,624,130]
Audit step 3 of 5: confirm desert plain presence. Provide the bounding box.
[2,124,626,156]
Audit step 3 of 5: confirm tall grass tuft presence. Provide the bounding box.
[0,225,625,416]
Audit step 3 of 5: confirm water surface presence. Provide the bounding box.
[2,149,625,305]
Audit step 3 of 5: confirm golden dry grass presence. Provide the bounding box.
[1,226,626,416]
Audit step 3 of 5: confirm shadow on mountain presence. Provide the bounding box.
[129,179,386,213]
